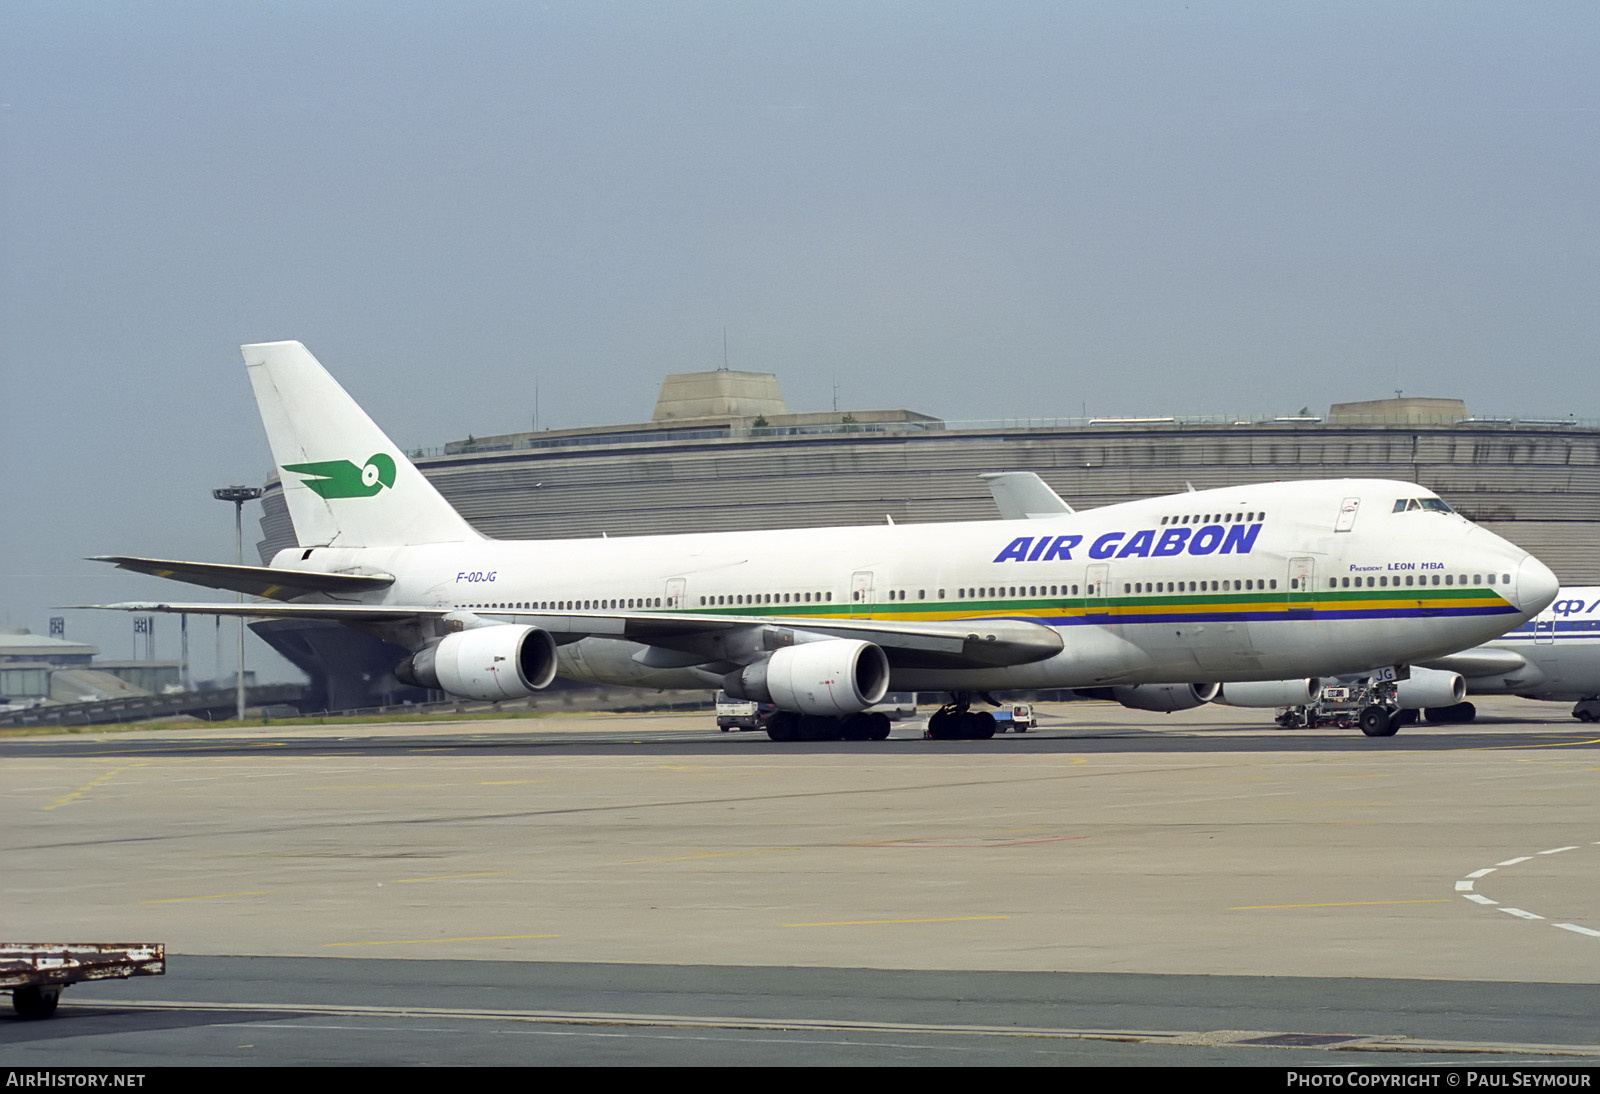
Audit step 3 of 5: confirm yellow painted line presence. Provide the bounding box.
[1231,899,1453,910]
[323,933,559,947]
[42,761,150,811]
[396,871,512,883]
[139,891,272,904]
[785,915,1011,928]
[1449,738,1600,753]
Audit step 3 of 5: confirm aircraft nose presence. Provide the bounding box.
[1515,554,1559,616]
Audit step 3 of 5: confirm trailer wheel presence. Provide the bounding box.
[12,985,60,1019]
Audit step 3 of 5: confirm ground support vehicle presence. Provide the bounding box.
[1,943,165,1018]
[993,703,1035,732]
[1274,679,1411,737]
[714,691,770,731]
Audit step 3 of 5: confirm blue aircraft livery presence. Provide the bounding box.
[993,523,1263,563]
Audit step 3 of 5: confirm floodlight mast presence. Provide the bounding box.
[212,486,263,721]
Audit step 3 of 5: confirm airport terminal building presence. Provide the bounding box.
[252,370,1600,710]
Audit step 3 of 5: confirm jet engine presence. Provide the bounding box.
[1106,682,1220,713]
[395,625,559,701]
[725,639,890,716]
[1218,679,1323,707]
[1394,666,1467,709]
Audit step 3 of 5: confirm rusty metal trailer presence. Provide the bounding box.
[1,943,165,1018]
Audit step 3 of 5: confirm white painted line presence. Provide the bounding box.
[1554,923,1600,938]
[1538,846,1579,855]
[1454,880,1475,891]
[1465,868,1494,879]
[1496,856,1532,866]
[1464,894,1498,906]
[1498,908,1545,920]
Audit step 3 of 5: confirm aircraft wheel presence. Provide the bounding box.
[867,712,892,740]
[927,710,958,740]
[766,712,800,742]
[1359,706,1397,737]
[839,713,871,741]
[12,986,60,1019]
[798,714,841,741]
[1426,702,1477,724]
[966,711,997,739]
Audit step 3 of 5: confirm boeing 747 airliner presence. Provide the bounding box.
[85,342,1559,741]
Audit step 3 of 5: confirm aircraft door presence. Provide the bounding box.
[1335,497,1361,532]
[1287,557,1315,618]
[664,578,686,610]
[1085,564,1110,620]
[1534,613,1556,645]
[851,571,875,619]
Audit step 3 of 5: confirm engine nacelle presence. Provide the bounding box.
[395,625,559,701]
[1219,679,1323,708]
[725,639,890,716]
[1108,682,1220,713]
[1394,666,1466,709]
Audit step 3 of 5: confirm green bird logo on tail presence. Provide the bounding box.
[283,453,397,499]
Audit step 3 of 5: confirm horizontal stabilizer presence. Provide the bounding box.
[89,556,394,601]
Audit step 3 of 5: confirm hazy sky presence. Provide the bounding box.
[3,2,1597,677]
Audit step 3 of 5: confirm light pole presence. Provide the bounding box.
[213,485,263,721]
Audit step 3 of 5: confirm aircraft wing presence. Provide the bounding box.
[79,600,1065,670]
[90,556,394,600]
[1419,647,1529,676]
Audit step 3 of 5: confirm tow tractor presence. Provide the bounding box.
[993,703,1035,732]
[2,942,166,1018]
[1274,678,1410,737]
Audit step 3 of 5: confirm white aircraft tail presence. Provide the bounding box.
[243,341,483,548]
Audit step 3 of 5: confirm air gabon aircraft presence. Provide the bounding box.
[86,341,1559,741]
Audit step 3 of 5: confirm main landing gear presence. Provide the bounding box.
[925,697,998,740]
[1573,699,1600,723]
[765,710,892,742]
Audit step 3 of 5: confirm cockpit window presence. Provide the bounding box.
[1393,497,1455,514]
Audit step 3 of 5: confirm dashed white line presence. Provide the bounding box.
[1459,843,1597,938]
[1554,924,1600,938]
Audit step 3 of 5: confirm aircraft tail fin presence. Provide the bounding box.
[243,341,483,548]
[979,471,1075,519]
